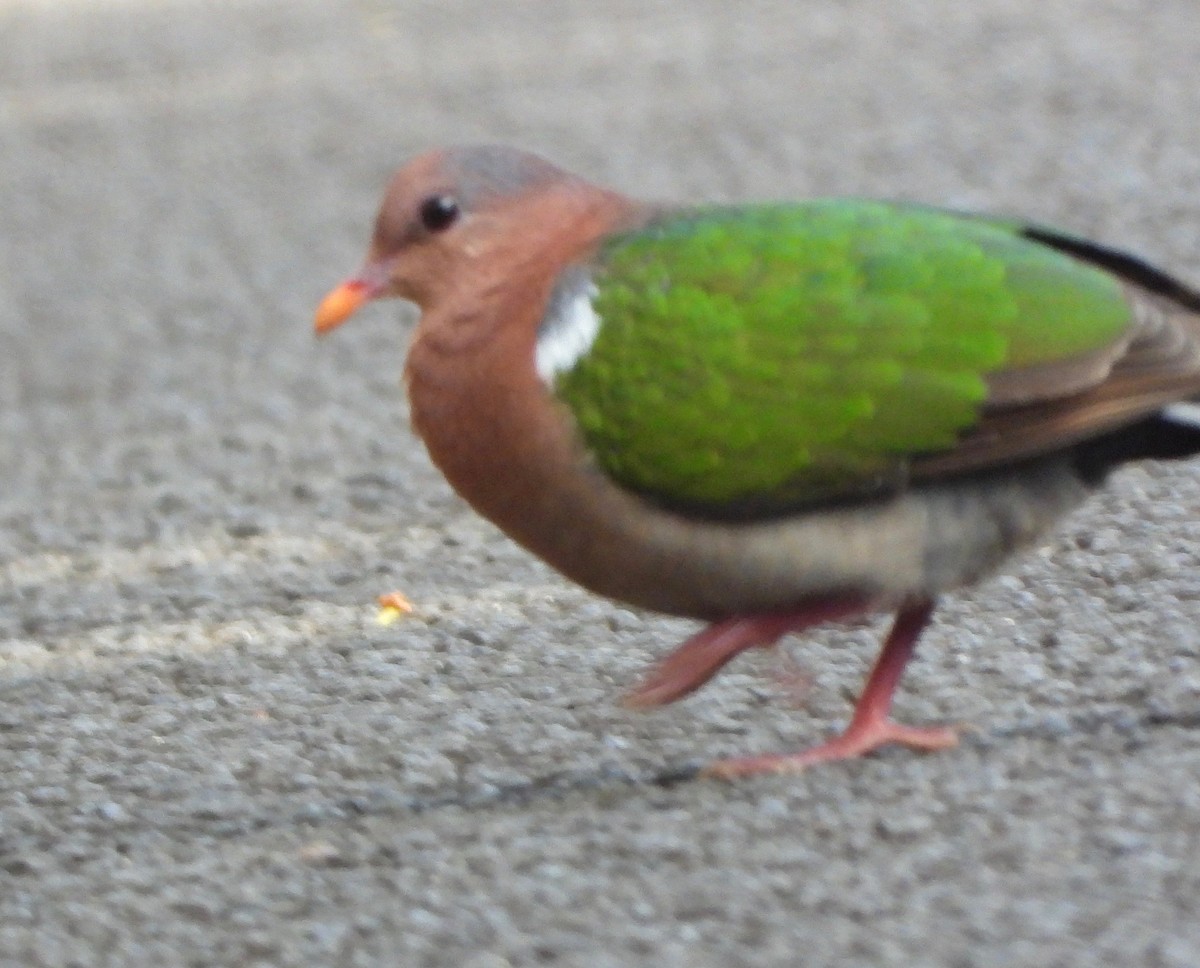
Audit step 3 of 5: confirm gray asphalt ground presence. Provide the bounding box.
[4,1,1200,965]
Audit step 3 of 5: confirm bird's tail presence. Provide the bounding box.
[1074,397,1200,482]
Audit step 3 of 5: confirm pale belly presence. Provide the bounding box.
[494,455,1093,620]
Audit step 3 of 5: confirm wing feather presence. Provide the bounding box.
[552,203,1200,516]
[914,290,1200,479]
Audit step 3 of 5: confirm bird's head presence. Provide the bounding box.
[315,145,592,333]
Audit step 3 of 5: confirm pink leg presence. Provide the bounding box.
[705,599,958,779]
[624,598,868,709]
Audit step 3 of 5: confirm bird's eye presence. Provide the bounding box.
[418,194,461,233]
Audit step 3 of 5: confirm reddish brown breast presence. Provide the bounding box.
[403,182,642,560]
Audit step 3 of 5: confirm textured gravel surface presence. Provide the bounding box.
[4,1,1200,966]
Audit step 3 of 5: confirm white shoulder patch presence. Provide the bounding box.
[535,277,601,384]
[1161,401,1200,429]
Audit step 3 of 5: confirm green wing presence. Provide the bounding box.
[553,201,1135,513]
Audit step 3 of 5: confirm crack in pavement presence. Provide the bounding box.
[5,705,1199,872]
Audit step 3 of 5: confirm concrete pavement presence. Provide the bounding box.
[3,1,1200,965]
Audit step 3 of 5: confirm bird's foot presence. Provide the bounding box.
[703,718,959,780]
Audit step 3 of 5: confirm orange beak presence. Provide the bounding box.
[314,279,377,335]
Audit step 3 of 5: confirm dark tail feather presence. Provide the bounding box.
[1022,226,1200,312]
[1074,401,1200,483]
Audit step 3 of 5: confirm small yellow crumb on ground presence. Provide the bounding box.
[375,591,414,625]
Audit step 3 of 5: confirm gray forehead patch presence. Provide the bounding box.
[444,145,563,207]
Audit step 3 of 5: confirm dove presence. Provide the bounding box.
[316,146,1200,776]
